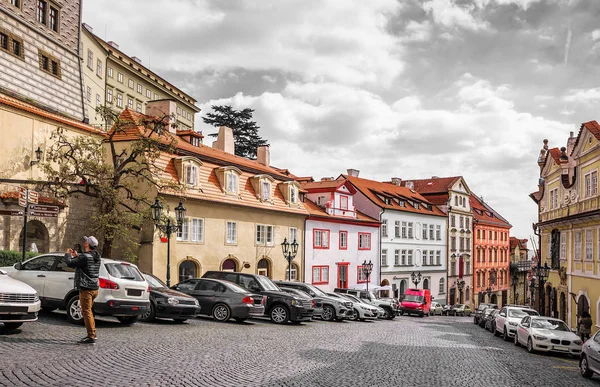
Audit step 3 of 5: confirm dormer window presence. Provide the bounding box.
[280,181,301,205]
[317,196,327,206]
[340,195,348,210]
[185,164,198,186]
[289,186,298,203]
[414,203,420,210]
[261,181,271,201]
[173,156,202,188]
[226,171,238,194]
[216,166,242,195]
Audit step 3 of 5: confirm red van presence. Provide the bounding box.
[400,289,431,317]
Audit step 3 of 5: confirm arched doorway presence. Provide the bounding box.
[490,294,497,304]
[578,294,590,318]
[19,220,49,253]
[222,258,238,272]
[178,260,198,283]
[423,278,429,290]
[560,292,567,322]
[257,258,271,278]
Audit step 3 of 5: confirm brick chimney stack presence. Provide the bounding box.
[257,145,270,166]
[212,126,235,154]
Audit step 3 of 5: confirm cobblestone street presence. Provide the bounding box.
[0,312,596,387]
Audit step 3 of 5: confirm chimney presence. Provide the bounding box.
[431,176,439,179]
[566,131,576,156]
[321,177,334,181]
[405,181,414,190]
[82,23,93,32]
[257,145,270,166]
[108,41,119,49]
[146,100,177,133]
[131,56,142,64]
[347,169,360,177]
[212,126,234,154]
[391,177,402,186]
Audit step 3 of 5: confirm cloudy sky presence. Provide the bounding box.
[83,0,600,240]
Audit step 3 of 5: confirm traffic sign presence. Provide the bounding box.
[28,205,59,218]
[0,209,25,216]
[28,191,38,205]
[18,187,27,208]
[28,210,58,218]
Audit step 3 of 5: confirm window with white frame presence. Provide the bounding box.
[560,232,566,260]
[146,89,151,98]
[381,249,388,266]
[154,93,159,100]
[358,233,371,250]
[87,49,93,69]
[106,88,113,103]
[395,221,401,237]
[288,264,299,281]
[185,164,198,186]
[465,218,470,230]
[451,215,456,227]
[401,221,407,238]
[176,218,203,243]
[312,266,329,284]
[289,227,297,244]
[313,229,329,249]
[128,79,134,89]
[423,250,428,265]
[408,222,414,238]
[439,278,445,294]
[261,181,271,201]
[289,186,298,203]
[96,59,102,77]
[256,224,274,246]
[137,83,142,94]
[459,216,464,228]
[394,250,400,265]
[423,224,428,240]
[593,171,598,196]
[317,196,327,206]
[586,230,593,261]
[429,250,434,266]
[550,188,558,209]
[95,94,100,107]
[127,97,133,109]
[226,171,238,194]
[357,266,368,282]
[436,225,441,240]
[429,224,434,240]
[107,67,113,78]
[136,102,142,112]
[340,195,348,210]
[339,231,348,249]
[117,72,123,83]
[401,250,406,265]
[575,231,582,261]
[176,218,188,241]
[116,93,123,108]
[407,250,413,265]
[226,221,237,244]
[381,219,388,237]
[436,251,441,265]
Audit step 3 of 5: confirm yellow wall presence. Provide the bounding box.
[143,197,306,284]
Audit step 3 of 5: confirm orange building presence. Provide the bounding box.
[471,193,512,307]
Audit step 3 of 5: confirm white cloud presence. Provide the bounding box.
[423,0,489,31]
[475,0,544,10]
[563,88,600,104]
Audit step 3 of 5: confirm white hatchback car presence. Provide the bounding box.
[495,306,539,341]
[515,316,582,356]
[430,302,443,316]
[339,293,380,321]
[0,269,41,330]
[1,253,150,325]
[581,330,600,379]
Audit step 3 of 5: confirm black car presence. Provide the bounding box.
[273,281,352,321]
[473,303,498,325]
[172,278,265,323]
[478,308,495,328]
[202,271,314,324]
[141,273,201,323]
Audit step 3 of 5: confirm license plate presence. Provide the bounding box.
[127,289,142,297]
[554,346,569,351]
[0,306,28,313]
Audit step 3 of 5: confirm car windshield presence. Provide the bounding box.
[105,263,144,281]
[404,295,424,303]
[304,284,327,297]
[531,319,569,331]
[256,276,280,291]
[509,309,539,318]
[344,294,361,303]
[144,274,167,289]
[225,282,250,294]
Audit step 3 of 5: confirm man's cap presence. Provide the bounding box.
[83,236,99,247]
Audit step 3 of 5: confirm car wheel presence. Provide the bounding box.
[384,308,395,320]
[212,304,231,322]
[493,324,500,337]
[141,302,156,322]
[514,333,520,347]
[117,316,140,325]
[321,305,335,322]
[66,295,84,325]
[527,337,535,353]
[234,317,247,323]
[503,328,510,341]
[474,317,478,324]
[581,355,594,379]
[350,309,360,321]
[2,322,23,330]
[173,319,187,324]
[269,305,289,324]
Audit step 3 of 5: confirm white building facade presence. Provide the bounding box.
[302,179,380,293]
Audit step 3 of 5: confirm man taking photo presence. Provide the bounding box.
[65,236,101,344]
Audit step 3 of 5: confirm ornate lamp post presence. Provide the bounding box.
[361,260,374,291]
[281,238,299,281]
[150,198,186,287]
[535,262,550,315]
[411,271,422,289]
[455,279,465,303]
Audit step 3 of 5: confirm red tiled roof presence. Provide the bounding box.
[343,175,446,217]
[470,193,511,228]
[548,148,561,165]
[302,179,346,191]
[510,237,528,250]
[304,199,380,225]
[420,193,449,206]
[176,129,204,138]
[572,121,600,154]
[0,94,104,136]
[402,176,462,194]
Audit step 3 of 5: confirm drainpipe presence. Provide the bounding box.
[379,208,384,289]
[303,216,307,283]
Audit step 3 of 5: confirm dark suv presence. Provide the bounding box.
[202,271,313,324]
[473,303,498,325]
[274,281,354,321]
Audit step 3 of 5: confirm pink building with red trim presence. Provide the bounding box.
[301,178,381,292]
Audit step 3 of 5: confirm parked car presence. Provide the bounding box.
[141,273,201,323]
[399,288,431,317]
[486,310,499,333]
[1,254,150,325]
[581,330,600,379]
[515,316,582,356]
[327,293,377,321]
[474,303,498,325]
[334,288,397,319]
[430,302,443,316]
[172,278,265,323]
[494,306,539,341]
[442,304,453,316]
[279,287,322,318]
[478,308,495,328]
[202,271,313,324]
[0,269,41,331]
[449,304,472,317]
[273,281,351,321]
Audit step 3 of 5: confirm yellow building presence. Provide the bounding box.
[532,123,600,334]
[81,24,200,130]
[112,109,308,285]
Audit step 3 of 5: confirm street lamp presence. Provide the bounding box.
[411,271,422,288]
[361,260,373,291]
[150,198,186,287]
[281,238,298,281]
[30,146,43,166]
[535,262,550,315]
[511,273,519,304]
[455,278,465,303]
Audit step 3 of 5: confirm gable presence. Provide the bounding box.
[449,177,471,195]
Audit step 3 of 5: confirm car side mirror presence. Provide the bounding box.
[14,262,21,270]
[500,313,506,317]
[250,286,261,293]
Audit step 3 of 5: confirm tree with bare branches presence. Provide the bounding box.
[41,106,183,260]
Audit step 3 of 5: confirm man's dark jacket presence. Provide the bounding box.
[64,250,101,290]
